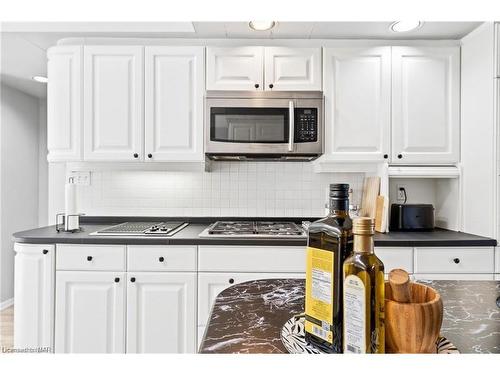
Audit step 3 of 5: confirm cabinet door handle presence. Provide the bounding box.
[42,249,49,255]
[133,153,139,158]
[229,278,235,284]
[383,154,388,159]
[147,153,152,159]
[87,256,93,261]
[254,83,259,89]
[158,256,165,262]
[130,277,136,283]
[114,277,120,283]
[269,83,274,89]
[397,154,403,159]
[453,258,460,264]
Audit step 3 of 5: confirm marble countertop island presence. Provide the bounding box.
[198,279,500,354]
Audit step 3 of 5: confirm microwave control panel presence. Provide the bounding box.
[295,108,318,143]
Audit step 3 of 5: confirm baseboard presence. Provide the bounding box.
[0,298,14,310]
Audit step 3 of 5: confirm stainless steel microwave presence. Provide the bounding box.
[205,91,324,161]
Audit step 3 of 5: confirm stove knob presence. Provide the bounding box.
[160,226,168,231]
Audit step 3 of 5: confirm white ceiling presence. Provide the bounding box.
[0,21,482,98]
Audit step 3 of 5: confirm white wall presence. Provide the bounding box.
[71,164,364,218]
[0,84,41,304]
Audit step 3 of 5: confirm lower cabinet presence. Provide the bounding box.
[413,273,495,281]
[126,272,196,353]
[375,247,413,274]
[54,271,126,353]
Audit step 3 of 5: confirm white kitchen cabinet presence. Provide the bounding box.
[13,244,55,350]
[54,271,126,353]
[264,47,322,90]
[375,247,413,273]
[414,247,495,274]
[83,46,144,161]
[495,22,500,77]
[145,47,204,161]
[392,46,460,164]
[127,272,196,353]
[197,272,305,346]
[323,47,391,161]
[414,274,494,281]
[206,47,264,90]
[47,46,82,162]
[495,247,500,273]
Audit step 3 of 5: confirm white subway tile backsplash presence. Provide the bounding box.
[75,162,364,217]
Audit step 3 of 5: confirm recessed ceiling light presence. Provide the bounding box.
[249,21,276,31]
[32,76,48,83]
[390,21,423,33]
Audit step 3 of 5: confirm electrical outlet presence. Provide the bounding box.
[397,185,406,201]
[69,171,91,186]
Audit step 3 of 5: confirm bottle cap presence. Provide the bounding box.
[353,217,375,235]
[329,183,350,199]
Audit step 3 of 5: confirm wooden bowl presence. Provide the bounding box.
[385,281,443,353]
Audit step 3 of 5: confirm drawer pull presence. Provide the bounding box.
[114,277,120,283]
[130,277,136,283]
[158,256,165,263]
[42,249,49,255]
[229,278,235,284]
[453,258,460,264]
[87,256,93,261]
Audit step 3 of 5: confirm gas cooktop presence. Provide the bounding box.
[90,221,188,237]
[198,221,307,238]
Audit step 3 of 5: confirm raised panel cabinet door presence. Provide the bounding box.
[145,47,204,161]
[323,47,391,161]
[126,272,196,353]
[265,47,322,90]
[206,47,264,90]
[197,272,305,329]
[83,46,144,161]
[47,46,82,162]
[392,46,460,164]
[13,243,55,351]
[54,271,126,353]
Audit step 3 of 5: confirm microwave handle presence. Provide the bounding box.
[288,100,294,152]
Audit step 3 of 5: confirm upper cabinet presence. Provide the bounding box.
[83,46,144,161]
[323,47,391,161]
[145,47,204,161]
[206,47,263,90]
[206,46,322,91]
[47,46,82,162]
[391,47,460,164]
[264,47,322,90]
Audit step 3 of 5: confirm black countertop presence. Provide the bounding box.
[199,279,500,354]
[12,216,497,247]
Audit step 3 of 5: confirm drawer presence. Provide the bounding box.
[414,273,494,281]
[375,247,413,274]
[127,245,197,272]
[198,246,305,272]
[414,247,494,274]
[56,244,126,271]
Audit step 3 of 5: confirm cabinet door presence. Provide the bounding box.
[264,47,322,90]
[323,47,391,161]
[54,271,125,353]
[374,247,413,274]
[495,22,500,78]
[392,46,460,164]
[13,243,55,350]
[206,47,263,90]
[145,47,204,161]
[47,46,82,162]
[83,46,144,161]
[127,272,196,353]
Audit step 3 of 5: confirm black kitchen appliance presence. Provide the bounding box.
[389,204,435,231]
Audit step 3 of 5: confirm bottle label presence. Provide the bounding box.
[304,246,334,344]
[343,274,366,354]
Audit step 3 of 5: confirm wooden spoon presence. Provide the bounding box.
[388,269,412,303]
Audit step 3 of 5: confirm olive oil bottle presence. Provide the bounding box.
[343,217,385,354]
[305,183,353,353]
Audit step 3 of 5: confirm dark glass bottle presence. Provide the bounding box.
[304,183,353,353]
